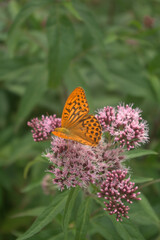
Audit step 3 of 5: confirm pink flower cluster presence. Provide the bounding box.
[44,138,125,190]
[27,115,61,142]
[97,169,141,221]
[96,104,149,150]
[46,138,97,190]
[28,103,147,221]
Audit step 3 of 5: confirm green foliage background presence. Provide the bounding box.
[0,0,160,239]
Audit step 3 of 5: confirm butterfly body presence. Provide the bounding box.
[54,127,70,135]
[52,87,102,146]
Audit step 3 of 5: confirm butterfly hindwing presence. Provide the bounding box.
[70,115,102,146]
[61,87,89,128]
[52,130,95,146]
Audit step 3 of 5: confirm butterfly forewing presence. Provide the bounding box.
[61,87,89,128]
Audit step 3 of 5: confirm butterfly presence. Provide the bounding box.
[52,87,102,146]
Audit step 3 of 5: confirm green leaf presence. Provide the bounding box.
[16,69,47,128]
[0,134,38,166]
[10,0,53,30]
[12,207,45,218]
[63,187,80,239]
[47,231,73,240]
[92,217,145,240]
[90,219,119,240]
[0,126,13,147]
[106,216,132,240]
[0,90,9,127]
[104,33,118,45]
[94,198,134,240]
[76,4,103,45]
[75,197,91,240]
[47,15,75,88]
[129,194,160,226]
[126,149,158,160]
[24,155,44,179]
[108,71,150,98]
[148,74,160,103]
[86,55,110,83]
[17,191,68,240]
[8,0,53,52]
[47,232,65,240]
[122,222,145,240]
[0,57,41,79]
[131,177,153,184]
[63,2,82,21]
[22,181,42,193]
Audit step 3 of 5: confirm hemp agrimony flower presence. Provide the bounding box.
[96,104,149,150]
[97,169,141,221]
[28,103,148,221]
[28,115,61,142]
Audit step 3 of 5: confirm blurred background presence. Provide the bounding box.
[0,0,160,239]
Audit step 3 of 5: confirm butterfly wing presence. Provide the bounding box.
[53,115,102,146]
[52,131,95,146]
[69,114,102,146]
[61,87,89,128]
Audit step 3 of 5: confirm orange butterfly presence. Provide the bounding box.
[52,87,102,146]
